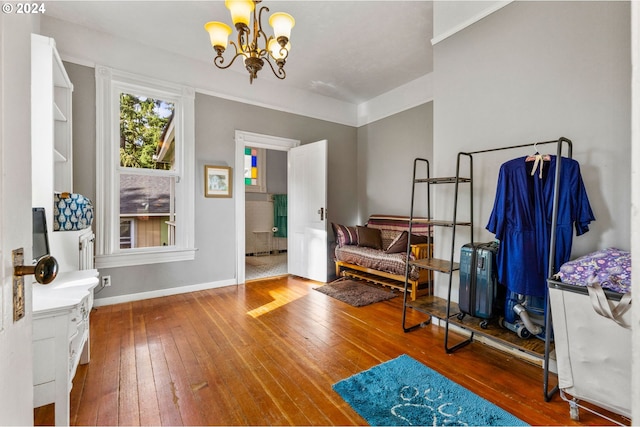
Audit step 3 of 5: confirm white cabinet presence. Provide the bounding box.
[32,270,99,426]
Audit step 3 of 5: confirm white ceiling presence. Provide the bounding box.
[43,1,434,105]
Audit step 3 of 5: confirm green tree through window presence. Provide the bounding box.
[119,93,174,170]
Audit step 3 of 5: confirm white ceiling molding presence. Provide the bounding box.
[432,1,513,46]
[40,16,359,127]
[357,73,433,127]
[41,13,433,128]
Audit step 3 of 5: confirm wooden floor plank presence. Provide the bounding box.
[199,290,297,426]
[132,305,162,427]
[144,306,185,427]
[189,289,279,425]
[35,275,629,426]
[118,306,141,426]
[95,304,124,426]
[181,298,247,425]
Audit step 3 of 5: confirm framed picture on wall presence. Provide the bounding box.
[204,165,232,198]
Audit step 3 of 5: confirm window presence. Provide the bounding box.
[95,66,195,268]
[120,218,134,249]
[244,146,266,193]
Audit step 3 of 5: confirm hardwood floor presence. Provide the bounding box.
[35,275,629,426]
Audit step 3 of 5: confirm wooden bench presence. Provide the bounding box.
[333,215,433,301]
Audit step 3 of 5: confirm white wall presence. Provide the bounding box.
[0,12,38,425]
[432,1,631,298]
[432,1,511,44]
[434,4,635,420]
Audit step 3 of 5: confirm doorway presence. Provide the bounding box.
[234,131,300,284]
[244,148,288,281]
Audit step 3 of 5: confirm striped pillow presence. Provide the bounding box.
[332,223,358,247]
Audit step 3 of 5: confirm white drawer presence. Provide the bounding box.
[33,338,55,385]
[33,317,58,341]
[33,381,56,408]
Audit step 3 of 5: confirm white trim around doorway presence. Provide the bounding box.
[234,131,300,284]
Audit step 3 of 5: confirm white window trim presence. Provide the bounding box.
[95,66,196,268]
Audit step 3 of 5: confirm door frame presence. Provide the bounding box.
[234,131,300,284]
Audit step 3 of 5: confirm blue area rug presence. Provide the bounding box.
[333,354,528,426]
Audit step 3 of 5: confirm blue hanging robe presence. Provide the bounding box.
[486,155,595,297]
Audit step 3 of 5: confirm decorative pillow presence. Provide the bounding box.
[385,231,429,254]
[380,229,401,251]
[356,226,383,250]
[54,192,94,231]
[332,223,357,247]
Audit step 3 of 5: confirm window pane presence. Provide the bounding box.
[244,146,266,193]
[120,219,133,249]
[120,173,175,249]
[244,152,253,183]
[245,147,259,186]
[120,92,175,170]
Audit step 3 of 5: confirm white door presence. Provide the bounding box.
[0,14,38,425]
[288,140,328,282]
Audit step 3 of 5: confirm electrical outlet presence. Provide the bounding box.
[102,275,111,287]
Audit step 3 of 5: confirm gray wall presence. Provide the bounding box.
[67,62,96,206]
[357,102,434,224]
[267,150,287,195]
[66,62,358,299]
[432,1,631,299]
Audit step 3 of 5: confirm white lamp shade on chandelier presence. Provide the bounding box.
[204,21,232,50]
[268,12,295,41]
[225,0,254,27]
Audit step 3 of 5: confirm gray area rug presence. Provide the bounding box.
[314,279,397,307]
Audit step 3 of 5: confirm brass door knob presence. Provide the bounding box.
[14,255,59,284]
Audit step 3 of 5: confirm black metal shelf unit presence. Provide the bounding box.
[401,137,573,402]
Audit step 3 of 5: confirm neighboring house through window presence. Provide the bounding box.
[95,66,195,268]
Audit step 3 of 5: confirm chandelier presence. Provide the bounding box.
[204,0,295,84]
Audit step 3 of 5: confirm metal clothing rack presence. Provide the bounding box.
[402,136,573,402]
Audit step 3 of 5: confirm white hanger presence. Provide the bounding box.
[525,142,550,178]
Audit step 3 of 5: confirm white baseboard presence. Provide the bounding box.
[92,279,237,307]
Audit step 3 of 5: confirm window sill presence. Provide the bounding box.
[95,247,197,269]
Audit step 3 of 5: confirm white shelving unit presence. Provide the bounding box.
[53,83,73,192]
[32,33,73,207]
[31,34,84,272]
[31,34,98,425]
